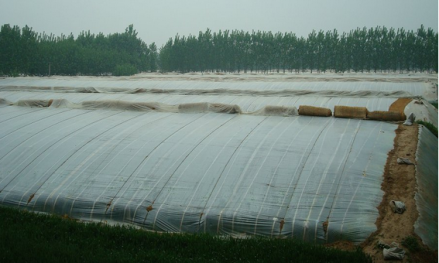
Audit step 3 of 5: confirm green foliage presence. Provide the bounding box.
[402,236,422,252]
[431,101,438,109]
[112,64,138,76]
[159,26,438,74]
[7,68,19,77]
[0,24,156,76]
[416,120,438,137]
[1,24,437,75]
[0,206,372,263]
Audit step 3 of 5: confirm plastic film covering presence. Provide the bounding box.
[0,78,429,97]
[249,105,298,117]
[0,90,410,114]
[0,98,12,106]
[414,126,438,249]
[404,99,438,127]
[0,105,397,244]
[16,99,53,108]
[81,100,178,113]
[1,80,424,114]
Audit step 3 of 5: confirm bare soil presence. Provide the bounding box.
[360,124,437,263]
[325,123,437,262]
[389,98,413,114]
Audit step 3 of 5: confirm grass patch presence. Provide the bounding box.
[416,120,438,137]
[0,206,371,263]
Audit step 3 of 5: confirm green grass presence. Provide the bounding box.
[431,102,438,109]
[0,206,371,263]
[416,120,438,137]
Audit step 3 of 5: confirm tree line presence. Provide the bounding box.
[0,24,158,76]
[0,24,437,76]
[159,25,437,74]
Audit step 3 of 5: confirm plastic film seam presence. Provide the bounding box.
[87,114,174,218]
[323,120,362,242]
[291,120,336,240]
[151,115,237,231]
[178,118,244,232]
[201,117,268,234]
[107,113,207,220]
[0,109,70,141]
[30,112,144,211]
[276,118,331,238]
[129,114,224,227]
[58,112,157,216]
[301,119,351,241]
[26,110,116,210]
[289,119,333,238]
[339,122,383,236]
[230,118,290,234]
[312,120,378,241]
[0,108,45,124]
[0,111,122,201]
[217,117,282,234]
[252,117,302,236]
[268,117,321,237]
[44,112,148,213]
[0,110,87,161]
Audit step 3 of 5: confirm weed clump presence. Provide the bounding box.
[416,120,438,137]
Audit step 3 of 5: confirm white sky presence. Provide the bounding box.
[0,0,437,47]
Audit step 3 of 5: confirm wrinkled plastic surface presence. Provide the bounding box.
[0,105,396,244]
[0,90,407,113]
[0,78,428,97]
[414,126,438,249]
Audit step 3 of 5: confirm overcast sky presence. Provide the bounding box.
[1,0,437,47]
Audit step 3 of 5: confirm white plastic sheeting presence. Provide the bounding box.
[0,91,406,113]
[404,100,438,127]
[0,104,396,243]
[414,126,438,250]
[0,78,429,97]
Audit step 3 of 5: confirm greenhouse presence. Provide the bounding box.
[0,74,437,249]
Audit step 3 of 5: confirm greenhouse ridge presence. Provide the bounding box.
[4,97,410,121]
[0,73,437,254]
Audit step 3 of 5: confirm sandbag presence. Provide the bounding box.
[298,105,332,117]
[334,106,368,119]
[367,111,405,121]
